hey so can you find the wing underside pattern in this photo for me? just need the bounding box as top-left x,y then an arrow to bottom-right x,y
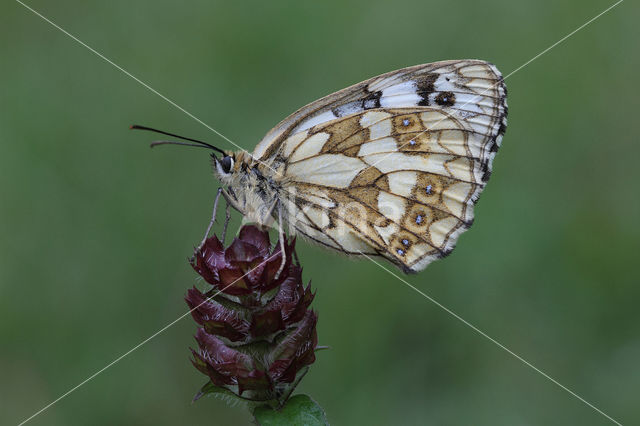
255,60 -> 507,272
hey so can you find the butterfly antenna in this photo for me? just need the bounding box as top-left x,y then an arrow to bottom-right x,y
130,124 -> 226,156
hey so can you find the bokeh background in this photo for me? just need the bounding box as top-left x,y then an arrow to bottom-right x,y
1,0 -> 638,424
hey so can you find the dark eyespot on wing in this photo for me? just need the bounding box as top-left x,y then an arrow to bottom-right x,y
363,90 -> 382,109
435,91 -> 455,107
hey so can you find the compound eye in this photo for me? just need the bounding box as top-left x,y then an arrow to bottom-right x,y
220,156 -> 234,174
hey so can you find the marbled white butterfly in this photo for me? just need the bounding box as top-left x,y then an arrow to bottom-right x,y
135,60 -> 507,273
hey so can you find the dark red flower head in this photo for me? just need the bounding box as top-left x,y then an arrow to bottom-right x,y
187,225 -> 319,403
190,226 -> 295,296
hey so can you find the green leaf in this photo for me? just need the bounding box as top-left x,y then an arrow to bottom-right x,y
253,394 -> 329,426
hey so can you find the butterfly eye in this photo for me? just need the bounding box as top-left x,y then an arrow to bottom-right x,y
219,156 -> 234,174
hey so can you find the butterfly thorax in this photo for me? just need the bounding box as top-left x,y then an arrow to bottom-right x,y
215,150 -> 287,226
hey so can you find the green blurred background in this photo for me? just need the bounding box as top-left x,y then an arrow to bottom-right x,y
1,0 -> 638,424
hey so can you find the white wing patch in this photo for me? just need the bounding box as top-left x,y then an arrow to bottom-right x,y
387,172 -> 417,198
379,81 -> 421,108
377,191 -> 404,223
357,138 -> 397,156
287,154 -> 366,188
281,130 -> 308,157
360,111 -> 392,138
289,132 -> 330,162
295,111 -> 337,133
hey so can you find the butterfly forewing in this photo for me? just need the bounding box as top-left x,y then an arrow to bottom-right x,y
254,60 -> 506,160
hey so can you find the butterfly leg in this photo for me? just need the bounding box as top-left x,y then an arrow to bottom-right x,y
274,203 -> 287,280
221,201 -> 231,243
197,187 -> 223,251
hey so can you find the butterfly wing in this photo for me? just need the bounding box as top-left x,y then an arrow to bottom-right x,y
257,60 -> 507,272
254,60 -> 507,163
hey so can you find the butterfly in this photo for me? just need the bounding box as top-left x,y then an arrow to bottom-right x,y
135,60 -> 507,274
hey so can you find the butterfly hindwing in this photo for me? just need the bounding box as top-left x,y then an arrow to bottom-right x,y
269,106 -> 490,271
